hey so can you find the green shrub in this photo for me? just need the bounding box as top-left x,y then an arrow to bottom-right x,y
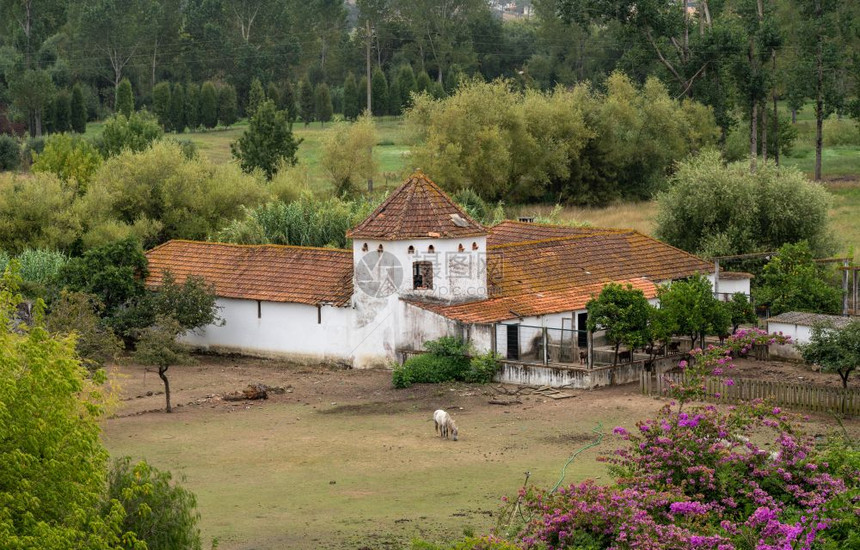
393,337 -> 479,388
106,457 -> 202,550
465,352 -> 501,383
0,135 -> 21,170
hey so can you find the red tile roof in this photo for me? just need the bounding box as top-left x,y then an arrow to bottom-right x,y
486,221 -> 712,297
407,278 -> 658,324
145,240 -> 353,306
347,172 -> 486,239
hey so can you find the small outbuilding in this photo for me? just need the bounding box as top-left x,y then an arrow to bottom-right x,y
766,311 -> 854,360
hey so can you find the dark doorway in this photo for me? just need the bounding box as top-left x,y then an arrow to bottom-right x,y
506,324 -> 519,360
577,312 -> 588,348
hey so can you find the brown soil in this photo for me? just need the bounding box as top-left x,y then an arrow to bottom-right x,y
728,356 -> 857,389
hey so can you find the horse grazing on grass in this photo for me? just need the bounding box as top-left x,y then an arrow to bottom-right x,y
433,409 -> 458,441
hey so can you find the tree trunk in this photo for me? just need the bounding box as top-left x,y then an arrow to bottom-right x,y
761,100 -> 768,163
773,60 -> 780,166
151,39 -> 158,91
814,0 -> 823,181
159,366 -> 172,413
613,342 -> 620,367
791,109 -> 796,124
750,100 -> 758,173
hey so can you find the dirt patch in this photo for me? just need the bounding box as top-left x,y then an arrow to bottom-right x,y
543,432 -> 602,445
728,356 -> 857,389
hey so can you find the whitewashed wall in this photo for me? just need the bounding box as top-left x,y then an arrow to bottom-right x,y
716,277 -> 752,297
182,298 -> 353,364
767,321 -> 812,344
352,236 -> 488,303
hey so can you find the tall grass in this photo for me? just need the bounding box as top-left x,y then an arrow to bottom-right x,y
0,248 -> 68,285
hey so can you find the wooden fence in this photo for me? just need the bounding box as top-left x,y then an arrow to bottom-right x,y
641,371 -> 860,415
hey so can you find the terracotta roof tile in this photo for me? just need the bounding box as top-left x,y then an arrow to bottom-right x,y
407,278 -> 658,324
486,221 -> 712,296
145,240 -> 353,306
767,311 -> 853,328
719,271 -> 754,280
347,172 -> 486,239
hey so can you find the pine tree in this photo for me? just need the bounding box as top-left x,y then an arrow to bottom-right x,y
152,81 -> 172,130
217,84 -> 238,127
53,89 -> 72,133
343,73 -> 359,120
266,82 -> 280,107
281,81 -> 297,123
169,83 -> 186,133
371,67 -> 388,117
298,78 -> 315,126
185,83 -> 200,130
314,83 -> 333,126
116,78 -> 134,117
200,81 -> 218,129
416,71 -> 432,94
231,99 -> 301,179
396,65 -> 417,110
247,78 -> 265,118
70,83 -> 87,134
388,79 -> 401,116
358,76 -> 369,114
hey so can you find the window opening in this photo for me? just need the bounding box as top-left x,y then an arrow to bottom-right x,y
412,261 -> 434,290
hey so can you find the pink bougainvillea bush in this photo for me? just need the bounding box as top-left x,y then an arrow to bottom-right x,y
494,404 -> 860,550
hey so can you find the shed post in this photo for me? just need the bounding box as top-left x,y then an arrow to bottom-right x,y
714,259 -> 720,298
491,323 -> 497,356
587,330 -> 593,370
542,327 -> 548,365
844,259 -> 850,316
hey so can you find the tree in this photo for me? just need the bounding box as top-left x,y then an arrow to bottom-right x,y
655,151 -> 835,258
280,80 -> 297,123
266,82 -> 280,108
756,241 -> 843,315
0,268 -> 143,547
46,291 -> 122,371
60,238 -> 148,316
101,110 -> 163,157
32,133 -> 103,192
298,78 -> 315,126
396,64 -> 417,110
116,77 -> 134,117
343,73 -> 359,120
0,135 -> 21,171
586,282 -> 651,365
789,0 -> 851,180
658,274 -> 729,348
52,89 -> 72,133
152,81 -> 172,129
106,457 -> 202,549
70,83 -> 87,133
185,82 -> 200,130
314,83 -> 333,126
217,83 -> 238,127
388,78 -> 401,116
9,69 -> 54,137
321,114 -> 378,196
199,81 -> 218,129
0,173 -> 81,254
358,76 -> 369,113
802,320 -> 860,389
726,292 -> 757,333
134,316 -> 188,413
415,70 -> 432,94
247,77 -> 265,118
133,273 -> 219,413
371,66 -> 388,117
169,82 -> 186,133
231,99 -> 301,180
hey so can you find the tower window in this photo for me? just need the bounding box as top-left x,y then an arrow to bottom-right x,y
413,261 -> 434,290
407,245 -> 415,254
377,244 -> 384,254
458,243 -> 465,252
361,243 -> 368,252
472,242 -> 479,251
428,245 -> 435,253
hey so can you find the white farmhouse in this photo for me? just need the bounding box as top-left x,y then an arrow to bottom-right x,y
145,172 -> 750,371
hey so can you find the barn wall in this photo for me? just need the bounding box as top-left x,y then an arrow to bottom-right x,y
182,298 -> 353,364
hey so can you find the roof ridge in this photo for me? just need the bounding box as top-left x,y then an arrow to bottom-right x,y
488,233 -> 599,250
492,219 -> 629,233
149,239 -> 352,254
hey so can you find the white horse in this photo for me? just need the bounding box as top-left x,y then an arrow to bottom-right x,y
433,409 -> 458,441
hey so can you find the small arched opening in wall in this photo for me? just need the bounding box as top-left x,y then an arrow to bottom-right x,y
407,245 -> 415,254
428,245 -> 435,253
458,243 -> 465,252
472,242 -> 479,251
361,243 -> 368,252
377,244 -> 384,254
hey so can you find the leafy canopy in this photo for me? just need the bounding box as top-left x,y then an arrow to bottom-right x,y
801,320 -> 860,389
231,99 -> 301,180
756,241 -> 843,316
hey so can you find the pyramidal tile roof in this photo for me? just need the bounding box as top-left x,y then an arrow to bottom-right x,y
145,240 -> 354,306
347,172 -> 487,239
